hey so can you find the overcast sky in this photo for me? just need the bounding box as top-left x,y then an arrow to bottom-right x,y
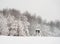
0,0 -> 60,22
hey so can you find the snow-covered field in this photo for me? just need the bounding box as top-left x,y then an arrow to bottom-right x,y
0,36 -> 60,44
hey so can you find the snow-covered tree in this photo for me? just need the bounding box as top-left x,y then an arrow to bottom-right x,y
0,13 -> 9,36
5,9 -> 30,36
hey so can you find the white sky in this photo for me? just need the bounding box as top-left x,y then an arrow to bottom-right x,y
0,0 -> 60,22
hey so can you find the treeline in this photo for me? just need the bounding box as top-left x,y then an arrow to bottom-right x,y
0,8 -> 60,36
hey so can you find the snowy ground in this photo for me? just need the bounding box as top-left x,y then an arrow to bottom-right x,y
0,36 -> 60,44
